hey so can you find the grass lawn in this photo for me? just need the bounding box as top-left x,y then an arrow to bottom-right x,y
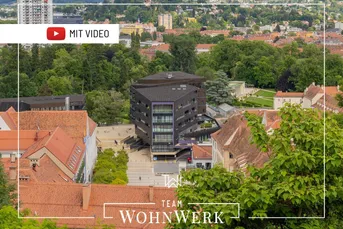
254,89 -> 276,98
245,97 -> 273,107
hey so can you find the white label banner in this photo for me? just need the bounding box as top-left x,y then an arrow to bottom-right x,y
0,24 -> 120,44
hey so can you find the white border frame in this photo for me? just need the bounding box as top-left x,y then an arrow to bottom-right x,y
15,1 -> 326,220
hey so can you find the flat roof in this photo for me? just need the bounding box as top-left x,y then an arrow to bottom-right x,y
143,71 -> 202,80
0,94 -> 85,105
154,163 -> 179,174
135,84 -> 197,102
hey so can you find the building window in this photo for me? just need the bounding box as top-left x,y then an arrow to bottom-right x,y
153,134 -> 173,143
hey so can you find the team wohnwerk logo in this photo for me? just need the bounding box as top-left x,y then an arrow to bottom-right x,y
162,174 -> 183,188
103,175 -> 239,225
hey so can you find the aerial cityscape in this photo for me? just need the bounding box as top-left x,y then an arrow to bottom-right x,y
0,0 -> 343,229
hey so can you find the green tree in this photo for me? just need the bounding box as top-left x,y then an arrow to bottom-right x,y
290,57 -> 323,91
205,77 -> 234,105
0,162 -> 15,208
253,56 -> 277,88
86,90 -> 127,125
31,44 -> 40,73
195,66 -> 216,81
140,31 -> 152,42
169,104 -> 342,228
47,76 -> 72,96
39,45 -> 56,71
157,25 -> 166,32
170,36 -> 196,73
152,31 -> 157,40
0,72 -> 37,98
93,149 -> 128,185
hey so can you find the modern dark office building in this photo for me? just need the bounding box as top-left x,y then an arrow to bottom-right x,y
0,95 -> 85,112
133,72 -> 207,114
130,72 -> 206,159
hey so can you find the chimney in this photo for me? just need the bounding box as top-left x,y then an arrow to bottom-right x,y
9,166 -> 16,180
82,183 -> 91,210
65,97 -> 70,111
10,154 -> 15,163
149,185 -> 154,202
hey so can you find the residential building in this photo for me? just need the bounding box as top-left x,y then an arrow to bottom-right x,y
0,107 -> 97,183
0,94 -> 85,112
274,83 -> 343,113
18,0 -> 53,24
273,91 -> 304,110
140,43 -> 216,60
158,13 -> 173,30
211,113 -> 269,172
120,23 -> 144,35
20,183 -> 176,228
130,72 -> 206,159
191,144 -> 212,169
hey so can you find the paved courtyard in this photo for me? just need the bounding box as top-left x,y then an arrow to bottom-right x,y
96,124 -> 135,149
127,148 -> 178,187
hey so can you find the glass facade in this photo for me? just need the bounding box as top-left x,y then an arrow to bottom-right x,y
153,105 -> 173,114
152,124 -> 173,132
153,134 -> 173,143
152,104 -> 174,152
152,116 -> 173,123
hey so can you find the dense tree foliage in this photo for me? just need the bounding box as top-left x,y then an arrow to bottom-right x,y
205,75 -> 235,106
93,149 -> 129,184
0,38 -> 340,122
0,163 -> 15,208
169,104 -> 343,228
86,90 -> 129,125
169,36 -> 197,73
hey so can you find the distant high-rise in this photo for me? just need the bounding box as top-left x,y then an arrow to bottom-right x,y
158,13 -> 172,30
18,0 -> 53,24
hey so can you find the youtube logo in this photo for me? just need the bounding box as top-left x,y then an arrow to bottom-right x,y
47,27 -> 66,40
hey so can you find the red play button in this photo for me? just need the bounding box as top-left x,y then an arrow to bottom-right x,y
47,27 -> 66,40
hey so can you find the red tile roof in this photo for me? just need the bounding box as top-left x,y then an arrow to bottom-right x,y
192,144 -> 212,160
324,86 -> 342,97
153,44 -> 216,52
1,155 -> 72,183
24,127 -> 85,174
304,84 -> 324,100
264,110 -> 281,130
275,91 -> 304,97
19,183 -> 176,229
0,107 -> 17,130
8,110 -> 96,142
0,130 -> 50,150
211,114 -> 269,170
196,44 -> 216,50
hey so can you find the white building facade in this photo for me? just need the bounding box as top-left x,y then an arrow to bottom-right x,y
18,0 -> 53,24
273,92 -> 304,110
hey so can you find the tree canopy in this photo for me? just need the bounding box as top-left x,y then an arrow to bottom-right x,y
169,104 -> 343,228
